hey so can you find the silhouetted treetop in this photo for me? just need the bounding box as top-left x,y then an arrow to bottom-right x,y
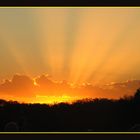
0,88 -> 140,131
134,88 -> 140,101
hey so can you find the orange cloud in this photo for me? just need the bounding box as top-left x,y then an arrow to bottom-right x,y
35,75 -> 75,96
0,74 -> 35,97
101,80 -> 140,98
0,74 -> 140,103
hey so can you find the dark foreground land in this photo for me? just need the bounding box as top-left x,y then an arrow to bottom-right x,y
1,89 -> 140,132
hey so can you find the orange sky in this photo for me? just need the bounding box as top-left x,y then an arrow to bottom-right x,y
0,74 -> 140,104
0,8 -> 140,103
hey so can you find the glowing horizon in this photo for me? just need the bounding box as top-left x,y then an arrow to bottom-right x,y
0,74 -> 140,104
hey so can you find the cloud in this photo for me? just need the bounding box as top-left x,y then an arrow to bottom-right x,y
101,80 -> 140,98
0,74 -> 35,97
35,75 -> 73,96
0,74 -> 140,102
35,74 -> 55,88
104,80 -> 140,88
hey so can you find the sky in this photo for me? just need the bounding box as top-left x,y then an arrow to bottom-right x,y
0,8 -> 140,103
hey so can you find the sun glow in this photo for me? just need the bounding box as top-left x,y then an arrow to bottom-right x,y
35,94 -> 84,104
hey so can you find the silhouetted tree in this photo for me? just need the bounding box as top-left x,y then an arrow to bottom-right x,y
134,88 -> 140,101
0,88 -> 140,131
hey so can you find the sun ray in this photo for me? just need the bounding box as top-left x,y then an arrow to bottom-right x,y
0,26 -> 29,76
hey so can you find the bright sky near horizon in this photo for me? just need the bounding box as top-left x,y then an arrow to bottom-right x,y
0,8 -> 140,85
